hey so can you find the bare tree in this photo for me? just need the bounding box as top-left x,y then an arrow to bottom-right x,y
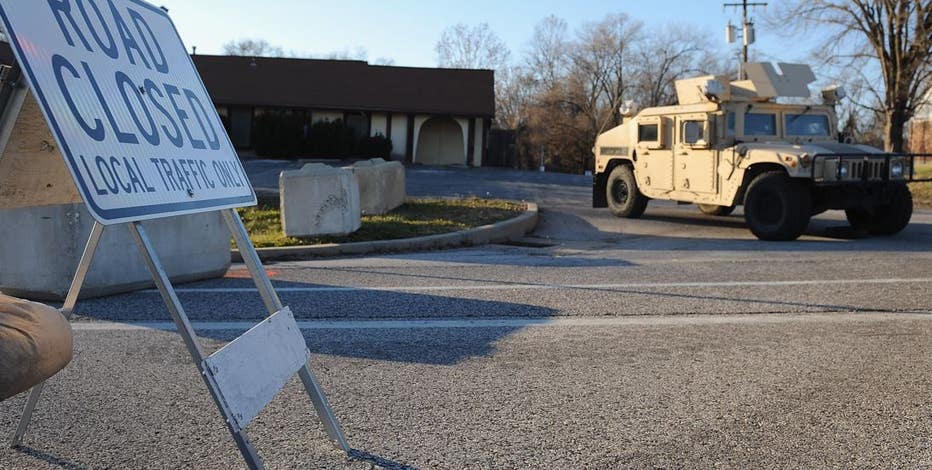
521,14 -> 645,172
569,14 -> 644,137
317,47 -> 369,61
526,15 -> 571,90
773,1 -> 932,152
372,57 -> 396,66
495,65 -> 536,129
222,38 -> 285,57
435,23 -> 511,70
632,25 -> 714,107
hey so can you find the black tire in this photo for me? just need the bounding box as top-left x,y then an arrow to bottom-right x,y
845,184 -> 912,235
698,204 -> 735,216
743,171 -> 812,241
606,165 -> 648,218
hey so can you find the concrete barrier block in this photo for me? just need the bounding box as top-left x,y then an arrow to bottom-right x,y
0,204 -> 231,300
280,163 -> 361,237
347,158 -> 406,215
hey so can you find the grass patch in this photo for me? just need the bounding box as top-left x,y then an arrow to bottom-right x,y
910,163 -> 932,208
237,197 -> 526,248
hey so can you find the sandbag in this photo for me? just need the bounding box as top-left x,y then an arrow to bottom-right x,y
0,294 -> 73,401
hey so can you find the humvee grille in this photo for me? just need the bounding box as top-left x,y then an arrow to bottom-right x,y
848,160 -> 885,181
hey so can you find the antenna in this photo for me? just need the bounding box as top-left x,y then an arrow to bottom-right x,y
724,0 -> 767,79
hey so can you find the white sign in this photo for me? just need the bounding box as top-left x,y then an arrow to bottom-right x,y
0,0 -> 255,224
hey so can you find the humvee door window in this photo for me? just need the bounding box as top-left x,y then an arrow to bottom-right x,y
682,121 -> 705,144
638,123 -> 659,142
744,113 -> 776,136
785,114 -> 830,136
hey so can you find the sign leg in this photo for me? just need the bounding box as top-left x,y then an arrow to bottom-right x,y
221,209 -> 282,313
11,222 -> 105,448
298,365 -> 351,452
222,209 -> 351,452
127,222 -> 264,469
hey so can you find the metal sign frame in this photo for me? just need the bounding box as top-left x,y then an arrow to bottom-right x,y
1,68 -> 349,470
8,210 -> 351,469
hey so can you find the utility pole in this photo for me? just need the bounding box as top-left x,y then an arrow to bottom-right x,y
724,0 -> 767,79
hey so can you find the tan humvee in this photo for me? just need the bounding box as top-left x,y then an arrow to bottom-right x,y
592,63 -> 925,240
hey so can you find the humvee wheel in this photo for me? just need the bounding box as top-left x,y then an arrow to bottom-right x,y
845,184 -> 912,236
744,171 -> 812,241
606,165 -> 648,218
698,204 -> 735,216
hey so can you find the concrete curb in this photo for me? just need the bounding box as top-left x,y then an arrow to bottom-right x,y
232,201 -> 539,262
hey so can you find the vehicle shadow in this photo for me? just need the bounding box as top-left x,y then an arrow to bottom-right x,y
551,210 -> 932,253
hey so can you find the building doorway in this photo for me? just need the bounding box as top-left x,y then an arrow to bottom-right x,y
416,118 -> 465,165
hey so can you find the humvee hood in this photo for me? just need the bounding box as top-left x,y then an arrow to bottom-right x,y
800,142 -> 883,155
738,142 -> 882,156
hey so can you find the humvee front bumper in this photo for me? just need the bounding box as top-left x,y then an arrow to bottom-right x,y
810,153 -> 932,186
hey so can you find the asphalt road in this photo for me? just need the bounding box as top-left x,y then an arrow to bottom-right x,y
3,164 -> 932,469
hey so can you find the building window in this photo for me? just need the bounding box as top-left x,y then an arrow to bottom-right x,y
345,112 -> 370,140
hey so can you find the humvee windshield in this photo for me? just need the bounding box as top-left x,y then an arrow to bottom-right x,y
744,113 -> 777,136
785,114 -> 830,136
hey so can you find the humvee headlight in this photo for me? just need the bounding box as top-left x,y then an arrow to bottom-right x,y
799,154 -> 812,168
838,162 -> 849,179
891,160 -> 904,178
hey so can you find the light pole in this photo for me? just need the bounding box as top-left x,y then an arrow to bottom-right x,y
724,0 -> 767,79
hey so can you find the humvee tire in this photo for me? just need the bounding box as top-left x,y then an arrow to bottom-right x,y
606,165 -> 648,218
698,204 -> 735,216
845,184 -> 912,236
744,171 -> 812,241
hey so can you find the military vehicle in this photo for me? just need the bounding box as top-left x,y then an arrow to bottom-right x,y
591,62 -> 929,241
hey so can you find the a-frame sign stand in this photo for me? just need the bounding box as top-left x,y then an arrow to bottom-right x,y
2,69 -> 350,469
0,1 -> 350,467
9,213 -> 350,468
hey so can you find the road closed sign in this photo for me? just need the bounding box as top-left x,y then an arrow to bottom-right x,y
0,0 -> 256,224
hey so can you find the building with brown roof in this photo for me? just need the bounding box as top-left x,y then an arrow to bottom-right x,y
192,54 -> 495,166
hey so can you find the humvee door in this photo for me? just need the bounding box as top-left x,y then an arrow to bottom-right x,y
674,113 -> 717,194
634,116 -> 673,192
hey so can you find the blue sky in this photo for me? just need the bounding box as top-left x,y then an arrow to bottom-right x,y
158,0 -> 801,68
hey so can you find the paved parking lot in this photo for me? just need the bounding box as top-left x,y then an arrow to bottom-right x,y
3,165 -> 932,468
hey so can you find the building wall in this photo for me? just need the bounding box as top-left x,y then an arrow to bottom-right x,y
390,114 -> 408,161
455,118 -> 470,163
473,118 -> 484,167
411,115 -> 431,163
371,113 -> 388,137
217,103 -> 489,166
